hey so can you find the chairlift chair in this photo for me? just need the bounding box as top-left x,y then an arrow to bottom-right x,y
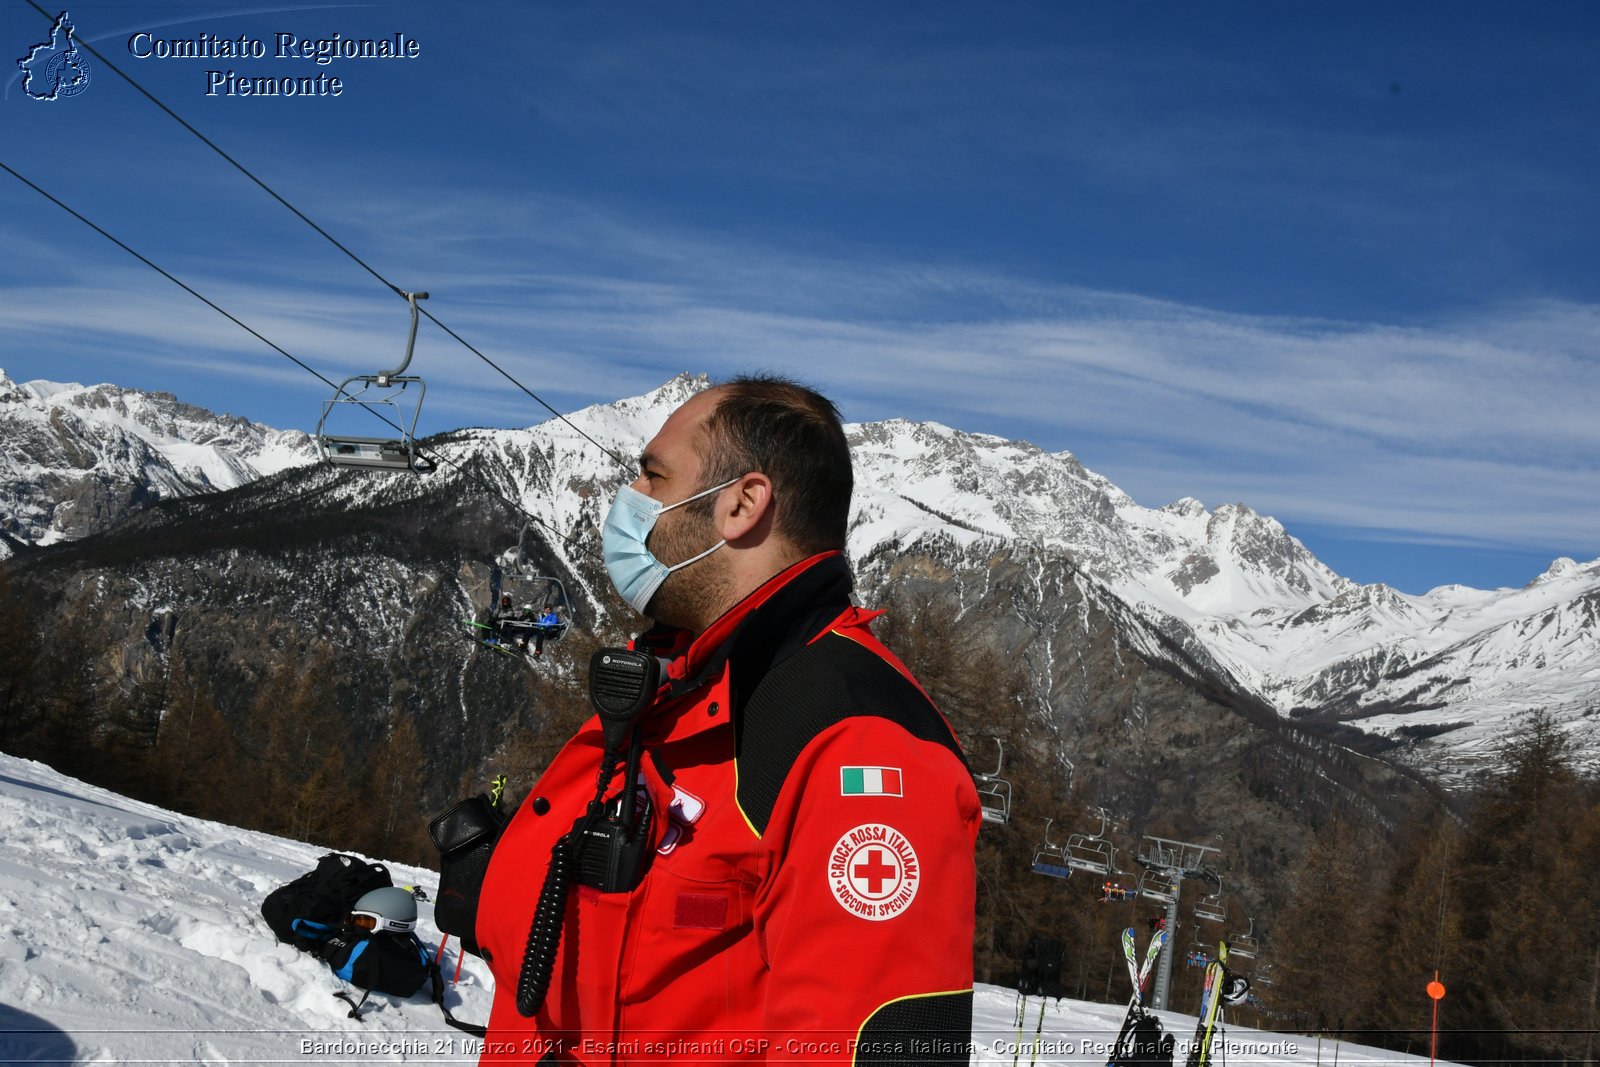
1193,872 -> 1227,924
1136,868 -> 1179,905
492,578 -> 572,648
1228,918 -> 1260,960
1030,819 -> 1072,880
973,737 -> 1013,826
1064,806 -> 1118,876
1194,893 -> 1227,925
316,290 -> 434,473
501,521 -> 578,642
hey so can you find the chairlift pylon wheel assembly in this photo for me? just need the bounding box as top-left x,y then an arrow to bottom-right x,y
316,290 -> 434,473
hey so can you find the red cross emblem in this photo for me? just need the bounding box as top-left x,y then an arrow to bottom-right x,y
851,848 -> 900,897
830,823 -> 920,921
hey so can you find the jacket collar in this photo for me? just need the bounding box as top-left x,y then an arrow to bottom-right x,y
640,551 -> 853,702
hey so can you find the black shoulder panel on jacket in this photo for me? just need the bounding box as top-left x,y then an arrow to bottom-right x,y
735,631 -> 965,836
855,990 -> 973,1065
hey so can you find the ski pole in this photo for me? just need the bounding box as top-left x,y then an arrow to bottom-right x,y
1028,997 -> 1047,1067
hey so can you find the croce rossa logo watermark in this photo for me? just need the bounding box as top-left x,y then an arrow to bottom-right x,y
17,9 -> 424,101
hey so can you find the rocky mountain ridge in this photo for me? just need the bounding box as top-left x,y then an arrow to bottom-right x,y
4,371 -> 1596,781
0,368 -> 316,554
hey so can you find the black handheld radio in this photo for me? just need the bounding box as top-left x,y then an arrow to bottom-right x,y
572,649 -> 661,892
516,647 -> 661,1017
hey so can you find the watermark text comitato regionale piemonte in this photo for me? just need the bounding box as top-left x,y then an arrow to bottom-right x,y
126,29 -> 422,97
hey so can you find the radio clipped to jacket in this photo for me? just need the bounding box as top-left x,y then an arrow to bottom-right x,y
570,778 -> 654,893
569,647 -> 661,892
517,647 -> 662,1016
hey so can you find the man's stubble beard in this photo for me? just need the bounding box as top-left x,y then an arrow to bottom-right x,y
644,503 -> 734,633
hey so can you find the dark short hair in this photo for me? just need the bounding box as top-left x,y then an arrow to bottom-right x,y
694,374 -> 852,553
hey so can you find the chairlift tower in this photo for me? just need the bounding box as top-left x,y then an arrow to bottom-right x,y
1135,834 -> 1221,1011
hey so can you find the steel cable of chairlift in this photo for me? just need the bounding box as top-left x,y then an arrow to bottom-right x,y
17,0 -> 634,476
0,159 -> 601,564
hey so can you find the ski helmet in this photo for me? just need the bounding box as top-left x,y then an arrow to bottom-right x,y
349,886 -> 417,934
1222,974 -> 1251,1006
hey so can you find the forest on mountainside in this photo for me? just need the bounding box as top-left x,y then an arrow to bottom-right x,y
2,559 -> 1596,1067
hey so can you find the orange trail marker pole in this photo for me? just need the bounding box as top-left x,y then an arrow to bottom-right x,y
1427,971 -> 1447,1067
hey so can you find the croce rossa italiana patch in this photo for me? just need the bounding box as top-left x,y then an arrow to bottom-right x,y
828,822 -> 920,921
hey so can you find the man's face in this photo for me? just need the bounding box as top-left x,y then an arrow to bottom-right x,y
632,389 -> 732,628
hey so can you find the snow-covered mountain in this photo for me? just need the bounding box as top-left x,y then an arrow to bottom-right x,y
5,370 -> 1596,779
504,381 -> 1600,779
0,749 -> 1451,1067
0,368 -> 316,553
851,420 -> 1600,775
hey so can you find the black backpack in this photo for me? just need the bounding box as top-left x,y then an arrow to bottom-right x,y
261,852 -> 392,945
261,853 -> 428,996
1130,1011 -> 1174,1067
261,852 -> 486,1032
310,922 -> 431,998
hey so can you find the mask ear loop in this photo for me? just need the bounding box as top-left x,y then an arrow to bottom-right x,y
662,537 -> 726,574
652,476 -> 738,573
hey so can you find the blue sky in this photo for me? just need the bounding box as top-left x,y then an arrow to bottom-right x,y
3,1 -> 1597,593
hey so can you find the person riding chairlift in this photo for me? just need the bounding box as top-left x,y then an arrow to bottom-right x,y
530,602 -> 561,658
489,594 -> 528,650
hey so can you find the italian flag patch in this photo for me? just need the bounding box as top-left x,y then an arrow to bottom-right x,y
840,766 -> 903,797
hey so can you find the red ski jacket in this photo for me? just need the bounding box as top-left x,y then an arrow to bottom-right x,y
474,552 -> 981,1064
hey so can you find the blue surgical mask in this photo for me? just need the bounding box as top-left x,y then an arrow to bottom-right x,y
602,478 -> 738,614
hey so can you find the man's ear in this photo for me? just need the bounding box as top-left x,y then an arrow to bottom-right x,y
720,472 -> 774,542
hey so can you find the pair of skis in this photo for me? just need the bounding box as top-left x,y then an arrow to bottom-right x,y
1105,925 -> 1168,1067
1184,939 -> 1230,1067
464,618 -> 538,660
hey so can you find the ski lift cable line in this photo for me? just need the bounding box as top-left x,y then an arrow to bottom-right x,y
0,159 -> 600,563
17,0 -> 633,475
0,159 -> 343,396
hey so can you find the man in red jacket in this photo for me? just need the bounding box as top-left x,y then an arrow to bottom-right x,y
474,375 -> 981,1064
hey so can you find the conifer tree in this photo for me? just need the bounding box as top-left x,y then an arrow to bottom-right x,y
1366,804 -> 1463,1044
150,655 -> 243,823
350,712 -> 431,864
1269,818 -> 1381,1032
0,563 -> 47,754
1452,709 -> 1587,1062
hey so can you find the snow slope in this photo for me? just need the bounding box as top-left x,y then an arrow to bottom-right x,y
0,752 -> 1455,1066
